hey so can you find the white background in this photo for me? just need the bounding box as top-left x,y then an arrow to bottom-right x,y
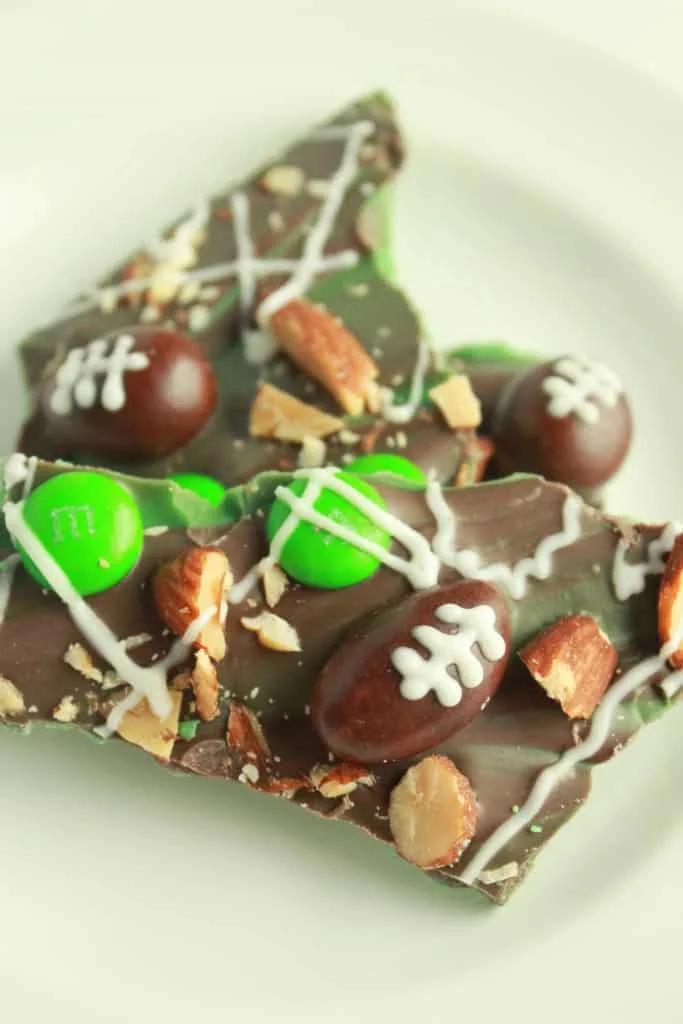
1,2 -> 683,1022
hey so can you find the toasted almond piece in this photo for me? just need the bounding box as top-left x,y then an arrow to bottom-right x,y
659,534 -> 683,667
153,547 -> 232,662
147,263 -> 184,305
52,695 -> 80,724
297,436 -> 327,469
520,613 -> 618,719
454,435 -> 495,487
429,374 -> 482,430
116,691 -> 182,761
306,178 -> 330,200
241,612 -> 301,653
269,299 -> 380,415
310,763 -> 375,799
260,164 -> 305,197
249,382 -> 343,442
389,755 -> 478,869
190,649 -> 220,721
0,676 -> 26,717
63,642 -> 103,683
260,561 -> 288,609
226,702 -> 271,759
260,776 -> 311,797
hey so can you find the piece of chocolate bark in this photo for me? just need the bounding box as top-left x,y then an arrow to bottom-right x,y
16,93 -> 483,488
15,94 -> 631,500
1,454 -> 680,904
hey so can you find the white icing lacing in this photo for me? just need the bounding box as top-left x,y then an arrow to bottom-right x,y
380,337 -> 431,425
256,120 -> 375,326
541,356 -> 623,425
426,477 -> 583,600
50,335 -> 149,416
276,468 -> 440,590
458,621 -> 683,886
612,522 -> 683,602
391,603 -> 506,708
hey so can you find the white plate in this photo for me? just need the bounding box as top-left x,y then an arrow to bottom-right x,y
1,3 -> 682,1022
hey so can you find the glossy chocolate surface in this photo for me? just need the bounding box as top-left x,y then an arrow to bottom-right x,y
0,460 -> 674,904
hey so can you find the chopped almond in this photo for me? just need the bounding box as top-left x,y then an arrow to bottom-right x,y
153,547 -> 232,662
310,763 -> 375,799
249,382 -> 343,442
63,643 -> 103,683
52,695 -> 80,724
269,299 -> 380,415
389,755 -> 478,869
116,690 -> 182,761
190,650 -> 221,721
241,612 -> 301,652
0,676 -> 26,717
429,374 -> 482,430
226,702 -> 271,759
297,436 -> 327,469
260,562 -> 288,609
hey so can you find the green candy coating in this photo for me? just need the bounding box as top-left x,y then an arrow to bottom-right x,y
267,473 -> 391,589
346,453 -> 426,485
18,471 -> 144,596
167,473 -> 226,507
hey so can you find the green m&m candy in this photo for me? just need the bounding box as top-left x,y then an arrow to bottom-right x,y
267,472 -> 391,589
167,472 -> 226,507
346,453 -> 426,485
17,471 -> 144,596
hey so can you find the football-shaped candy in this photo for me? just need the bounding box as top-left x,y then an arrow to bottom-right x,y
492,356 -> 632,490
40,328 -> 217,461
312,580 -> 510,763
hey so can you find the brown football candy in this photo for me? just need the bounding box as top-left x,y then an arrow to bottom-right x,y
37,327 -> 218,462
312,580 -> 511,763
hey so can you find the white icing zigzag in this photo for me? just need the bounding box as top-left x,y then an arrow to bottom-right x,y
426,477 -> 583,600
458,623 -> 683,886
541,356 -> 623,425
50,334 -> 149,416
392,603 -> 506,708
612,522 -> 683,601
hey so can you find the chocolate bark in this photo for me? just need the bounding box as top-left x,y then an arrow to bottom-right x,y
0,457 -> 677,904
17,93 -> 479,487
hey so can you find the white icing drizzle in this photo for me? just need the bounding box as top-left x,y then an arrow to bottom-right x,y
50,335 -> 149,416
541,356 -> 623,425
230,191 -> 256,324
57,252 -> 360,324
426,477 -> 583,600
2,481 -> 214,732
147,201 -> 211,268
392,602 -> 506,707
0,554 -> 20,626
381,337 -> 431,425
257,120 -> 375,325
228,476 -> 324,606
458,625 -> 683,886
612,522 -> 683,601
276,468 -> 440,590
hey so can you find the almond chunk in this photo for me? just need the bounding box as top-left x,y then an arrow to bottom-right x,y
310,763 -> 375,799
249,383 -> 343,442
389,755 -> 478,869
269,299 -> 380,416
153,547 -> 232,662
520,613 -> 618,719
116,691 -> 182,761
190,649 -> 220,721
52,695 -> 80,723
429,374 -> 482,430
63,643 -> 103,683
241,612 -> 301,652
260,561 -> 288,609
260,776 -> 311,797
0,676 -> 26,717
658,534 -> 683,667
260,164 -> 305,197
226,702 -> 271,759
